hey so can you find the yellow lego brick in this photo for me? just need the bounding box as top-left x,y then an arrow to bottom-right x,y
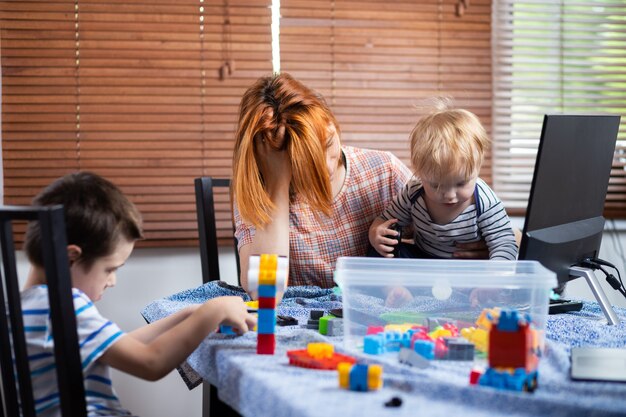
245,300 -> 259,310
367,365 -> 383,390
258,268 -> 277,285
260,254 -> 278,271
475,307 -> 500,331
461,327 -> 488,353
307,342 -> 334,359
337,362 -> 351,389
428,326 -> 453,339
384,323 -> 416,333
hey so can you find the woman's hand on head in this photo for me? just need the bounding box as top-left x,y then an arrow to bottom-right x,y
254,132 -> 292,192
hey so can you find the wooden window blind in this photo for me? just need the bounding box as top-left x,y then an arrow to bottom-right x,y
280,0 -> 493,183
492,0 -> 626,217
1,0 -> 272,246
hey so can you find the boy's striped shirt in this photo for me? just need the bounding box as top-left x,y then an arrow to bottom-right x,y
21,285 -> 130,416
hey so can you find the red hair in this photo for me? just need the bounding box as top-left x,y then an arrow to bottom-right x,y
233,73 -> 340,227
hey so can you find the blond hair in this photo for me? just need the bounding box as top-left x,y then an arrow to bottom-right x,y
232,73 -> 340,227
410,98 -> 489,182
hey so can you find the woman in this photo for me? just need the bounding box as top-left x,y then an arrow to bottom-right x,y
232,73 -> 487,294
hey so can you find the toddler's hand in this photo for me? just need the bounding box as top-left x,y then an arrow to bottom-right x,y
453,240 -> 489,259
468,288 -> 508,308
369,218 -> 400,257
385,286 -> 413,308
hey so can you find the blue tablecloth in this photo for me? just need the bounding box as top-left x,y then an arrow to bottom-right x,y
142,282 -> 626,417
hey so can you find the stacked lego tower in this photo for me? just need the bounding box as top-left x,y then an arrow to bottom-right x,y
247,254 -> 287,354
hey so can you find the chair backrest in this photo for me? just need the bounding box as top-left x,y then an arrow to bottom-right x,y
0,205 -> 87,417
194,177 -> 240,284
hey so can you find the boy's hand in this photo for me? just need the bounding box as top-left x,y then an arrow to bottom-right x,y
213,296 -> 257,335
369,218 -> 400,257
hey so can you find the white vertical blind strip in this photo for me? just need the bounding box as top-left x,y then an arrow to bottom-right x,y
492,0 -> 626,215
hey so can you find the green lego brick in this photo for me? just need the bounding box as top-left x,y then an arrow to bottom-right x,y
319,315 -> 335,335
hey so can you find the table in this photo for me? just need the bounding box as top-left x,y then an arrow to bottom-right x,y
142,282 -> 626,417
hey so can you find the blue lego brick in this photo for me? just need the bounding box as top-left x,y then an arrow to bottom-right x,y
497,310 -> 520,332
219,325 -> 236,335
349,364 -> 369,392
257,308 -> 276,334
364,334 -> 385,355
479,367 -> 536,392
413,340 -> 435,360
258,284 -> 277,298
384,331 -> 403,352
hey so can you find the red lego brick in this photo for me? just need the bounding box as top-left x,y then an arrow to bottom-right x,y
469,369 -> 483,385
489,323 -> 535,371
286,349 -> 357,370
366,326 -> 385,335
257,333 -> 275,355
257,296 -> 276,309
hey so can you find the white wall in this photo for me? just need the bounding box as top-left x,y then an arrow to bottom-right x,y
15,232 -> 626,417
95,246 -> 240,417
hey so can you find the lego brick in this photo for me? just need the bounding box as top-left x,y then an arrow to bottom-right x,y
319,315 -> 334,335
338,362 -> 351,388
366,326 -> 385,335
383,331 -> 403,352
260,253 -> 278,270
247,256 -> 260,292
258,284 -> 277,298
245,300 -> 259,311
497,310 -> 521,332
257,309 -> 277,334
287,348 -> 356,370
413,340 -> 435,360
443,337 -> 475,361
257,333 -> 275,355
219,325 -> 236,335
489,324 -> 532,369
310,310 -> 324,320
326,319 -> 344,336
398,348 -> 429,369
257,296 -> 276,309
367,365 -> 383,390
364,334 -> 385,355
349,364 -> 369,392
307,343 -> 334,359
276,315 -> 298,326
259,268 -> 277,285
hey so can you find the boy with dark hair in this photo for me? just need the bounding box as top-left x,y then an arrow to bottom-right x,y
22,172 -> 256,416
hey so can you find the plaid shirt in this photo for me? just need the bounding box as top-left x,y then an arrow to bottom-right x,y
235,146 -> 412,288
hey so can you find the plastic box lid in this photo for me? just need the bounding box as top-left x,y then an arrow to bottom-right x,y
335,258 -> 557,289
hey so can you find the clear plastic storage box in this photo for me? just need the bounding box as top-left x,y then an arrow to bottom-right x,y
334,257 -> 557,356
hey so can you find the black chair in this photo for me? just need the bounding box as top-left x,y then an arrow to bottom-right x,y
194,177 -> 240,283
194,177 -> 241,417
0,205 -> 87,417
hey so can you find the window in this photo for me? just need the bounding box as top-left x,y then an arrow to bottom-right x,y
1,0 -> 272,246
492,0 -> 626,217
280,0 -> 494,180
